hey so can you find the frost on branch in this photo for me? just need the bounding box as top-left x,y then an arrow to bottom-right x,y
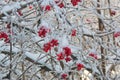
0,0 -> 120,80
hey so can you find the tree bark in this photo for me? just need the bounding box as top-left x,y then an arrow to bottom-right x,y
97,0 -> 106,79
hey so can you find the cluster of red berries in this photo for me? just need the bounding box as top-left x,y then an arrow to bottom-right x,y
43,39 -> 58,52
58,2 -> 64,8
71,0 -> 82,6
55,1 -> 64,8
61,73 -> 68,79
71,29 -> 77,36
76,63 -> 84,71
114,31 -> 120,38
89,53 -> 98,59
41,5 -> 51,11
38,26 -> 50,38
29,5 -> 33,10
110,10 -> 116,16
41,1 -> 64,11
57,47 -> 72,62
17,10 -> 23,16
0,32 -> 9,43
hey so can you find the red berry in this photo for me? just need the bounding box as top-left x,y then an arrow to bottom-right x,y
76,0 -> 82,2
71,0 -> 81,6
0,32 -> 8,39
76,63 -> 84,71
45,5 -> 51,11
58,2 -> 64,8
71,29 -> 76,36
89,53 -> 98,59
111,10 -> 116,16
50,39 -> 58,47
61,73 -> 67,79
43,42 -> 51,52
17,10 -> 23,16
57,52 -> 64,61
65,57 -> 72,62
114,32 -> 120,38
63,47 -> 72,56
71,0 -> 78,6
6,23 -> 11,29
29,5 -> 33,10
38,26 -> 49,38
41,5 -> 51,11
0,32 -> 9,43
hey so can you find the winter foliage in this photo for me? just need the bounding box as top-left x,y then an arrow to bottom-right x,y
0,0 -> 120,80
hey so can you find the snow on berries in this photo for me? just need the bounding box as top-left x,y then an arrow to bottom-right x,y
110,10 -> 116,16
89,53 -> 98,59
29,5 -> 33,10
65,56 -> 72,62
57,52 -> 64,60
76,63 -> 84,71
41,1 -> 51,11
17,10 -> 23,16
71,0 -> 82,6
61,73 -> 68,79
71,29 -> 77,36
58,2 -> 64,8
88,50 -> 98,60
55,0 -> 64,8
63,47 -> 72,56
43,5 -> 51,11
43,39 -> 58,52
0,32 -> 9,43
57,47 -> 72,62
43,42 -> 51,52
38,26 -> 50,38
114,28 -> 120,38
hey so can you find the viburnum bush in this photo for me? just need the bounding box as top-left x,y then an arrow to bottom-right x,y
0,0 -> 120,80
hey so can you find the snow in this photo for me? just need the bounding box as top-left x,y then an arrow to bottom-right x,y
0,54 -> 6,61
0,40 -> 5,47
115,27 -> 120,32
89,49 -> 96,53
0,46 -> 20,54
69,45 -> 80,53
25,52 -> 46,63
1,2 -> 21,13
0,54 -> 10,66
54,64 -> 62,72
82,27 -> 95,36
25,52 -> 52,70
60,35 -> 69,47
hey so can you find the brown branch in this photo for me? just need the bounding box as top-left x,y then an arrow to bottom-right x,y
97,0 -> 106,79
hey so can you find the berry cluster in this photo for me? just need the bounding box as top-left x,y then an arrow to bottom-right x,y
43,39 -> 58,52
71,0 -> 82,6
38,26 -> 50,38
57,47 -> 72,62
114,32 -> 120,38
61,73 -> 68,79
55,1 -> 64,8
76,63 -> 84,71
71,29 -> 76,36
0,32 -> 9,43
41,5 -> 51,11
110,10 -> 116,16
29,5 -> 33,10
89,53 -> 98,59
17,10 -> 23,16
